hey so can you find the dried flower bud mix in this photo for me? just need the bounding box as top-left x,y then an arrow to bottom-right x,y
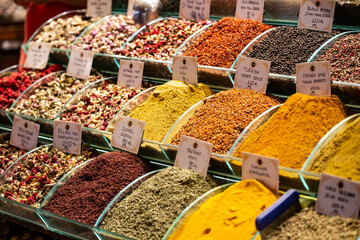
43,152 -> 154,225
263,205 -> 360,240
0,65 -> 63,110
171,89 -> 282,154
59,80 -> 153,130
183,18 -> 273,68
122,18 -> 212,61
0,141 -> 27,175
75,15 -> 139,55
11,72 -> 103,120
246,26 -> 340,75
0,145 -> 98,208
318,33 -> 360,84
33,15 -> 100,49
100,167 -> 218,240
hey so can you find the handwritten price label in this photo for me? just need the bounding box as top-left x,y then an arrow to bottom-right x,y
235,0 -> 265,22
118,60 -> 144,90
10,116 -> 40,151
179,0 -> 211,21
87,0 -> 112,18
298,0 -> 335,32
172,56 -> 198,87
24,42 -> 52,70
53,120 -> 82,155
67,48 -> 94,80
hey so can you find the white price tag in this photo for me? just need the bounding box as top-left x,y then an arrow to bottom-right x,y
175,135 -> 213,178
87,0 -> 112,18
234,56 -> 270,94
235,0 -> 265,22
67,48 -> 94,80
179,0 -> 211,21
117,60 -> 144,90
53,120 -> 82,155
242,152 -> 279,193
298,0 -> 335,32
296,61 -> 331,97
24,42 -> 52,70
10,116 -> 40,151
172,56 -> 198,87
316,174 -> 360,219
110,116 -> 145,154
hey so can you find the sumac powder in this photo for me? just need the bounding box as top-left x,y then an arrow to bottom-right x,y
43,151 -> 153,225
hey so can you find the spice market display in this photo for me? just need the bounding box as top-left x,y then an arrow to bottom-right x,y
0,1 -> 360,240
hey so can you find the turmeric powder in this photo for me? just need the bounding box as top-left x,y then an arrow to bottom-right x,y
310,116 -> 360,181
234,93 -> 349,169
169,179 -> 278,240
128,80 -> 213,142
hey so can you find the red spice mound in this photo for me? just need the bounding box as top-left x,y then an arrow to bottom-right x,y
43,151 -> 154,225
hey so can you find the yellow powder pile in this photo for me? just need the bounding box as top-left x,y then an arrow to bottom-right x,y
128,80 -> 213,142
310,116 -> 360,181
235,93 -> 349,169
169,179 -> 278,240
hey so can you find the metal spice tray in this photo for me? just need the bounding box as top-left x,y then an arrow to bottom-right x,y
308,31 -> 360,106
23,9 -> 92,66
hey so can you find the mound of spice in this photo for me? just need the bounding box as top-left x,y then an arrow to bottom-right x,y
0,141 -> 27,175
0,145 -> 98,208
246,26 -> 339,75
122,18 -> 212,61
59,80 -> 152,130
127,80 -> 213,142
0,65 -> 63,110
11,72 -> 102,120
235,93 -> 349,169
75,15 -> 139,55
264,205 -> 360,240
43,151 -> 154,225
169,180 -> 278,240
33,15 -> 99,49
100,166 -> 218,240
318,33 -> 360,84
183,18 -> 273,68
310,116 -> 360,181
171,89 -> 282,154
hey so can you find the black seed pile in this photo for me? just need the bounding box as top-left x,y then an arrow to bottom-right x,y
246,26 -> 340,75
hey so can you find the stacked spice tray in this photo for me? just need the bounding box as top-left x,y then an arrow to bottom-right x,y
115,17 -> 214,79
301,114 -> 360,192
24,9 -> 100,66
6,71 -> 104,136
307,31 -> 360,106
54,77 -> 155,148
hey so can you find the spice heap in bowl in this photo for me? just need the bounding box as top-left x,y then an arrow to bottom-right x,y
183,17 -> 273,68
11,72 -> 103,120
74,15 -> 139,55
122,18 -> 212,61
0,145 -> 98,208
0,141 -> 27,175
0,65 -> 63,110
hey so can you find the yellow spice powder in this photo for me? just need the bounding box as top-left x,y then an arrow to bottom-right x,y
169,179 -> 278,240
235,93 -> 348,169
310,116 -> 360,181
128,80 -> 213,142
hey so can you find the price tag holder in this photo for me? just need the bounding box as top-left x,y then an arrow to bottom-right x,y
242,152 -> 279,193
53,120 -> 82,155
234,56 -> 270,94
87,0 -> 112,18
316,174 -> 360,219
24,42 -> 52,70
117,60 -> 144,90
235,0 -> 265,22
175,135 -> 213,178
110,116 -> 145,154
172,56 -> 198,87
298,0 -> 335,32
67,48 -> 94,80
10,116 -> 40,151
296,61 -> 331,97
179,0 -> 211,21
